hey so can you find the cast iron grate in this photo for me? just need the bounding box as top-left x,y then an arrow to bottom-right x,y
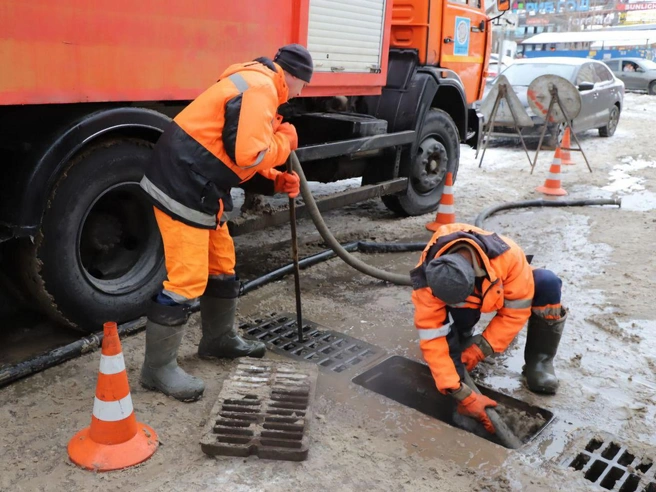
240,313 -> 385,374
565,436 -> 656,491
352,355 -> 554,449
200,359 -> 317,461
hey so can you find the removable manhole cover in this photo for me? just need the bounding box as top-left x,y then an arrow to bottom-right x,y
561,431 -> 656,491
200,359 -> 317,461
240,313 -> 385,375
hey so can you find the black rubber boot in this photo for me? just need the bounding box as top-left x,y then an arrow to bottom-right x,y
523,307 -> 567,395
198,277 -> 266,359
140,301 -> 205,402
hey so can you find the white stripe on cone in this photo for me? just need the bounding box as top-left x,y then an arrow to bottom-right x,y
443,186 -> 453,194
92,394 -> 134,422
547,173 -> 561,181
552,159 -> 562,165
438,204 -> 455,214
98,353 -> 126,375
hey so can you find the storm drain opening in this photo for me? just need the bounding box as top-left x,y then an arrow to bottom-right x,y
200,359 -> 318,461
564,435 -> 656,491
240,313 -> 385,375
351,355 -> 554,449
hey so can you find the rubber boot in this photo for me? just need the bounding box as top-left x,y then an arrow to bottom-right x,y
198,277 -> 266,359
523,307 -> 567,395
140,301 -> 205,402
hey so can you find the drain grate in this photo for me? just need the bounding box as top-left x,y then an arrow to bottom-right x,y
240,313 -> 385,375
352,355 -> 554,448
565,435 -> 656,491
200,359 -> 317,461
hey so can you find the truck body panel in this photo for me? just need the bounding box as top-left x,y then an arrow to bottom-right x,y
0,0 -> 391,104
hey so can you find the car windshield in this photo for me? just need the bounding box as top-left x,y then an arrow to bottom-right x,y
499,63 -> 577,86
638,59 -> 656,70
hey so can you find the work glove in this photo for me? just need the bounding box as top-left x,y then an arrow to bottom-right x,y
277,122 -> 298,151
451,384 -> 498,434
274,171 -> 300,199
461,334 -> 494,372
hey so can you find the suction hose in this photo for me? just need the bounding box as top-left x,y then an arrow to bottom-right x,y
291,152 -> 414,286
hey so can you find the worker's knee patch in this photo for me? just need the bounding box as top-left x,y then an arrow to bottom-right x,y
532,268 -> 562,307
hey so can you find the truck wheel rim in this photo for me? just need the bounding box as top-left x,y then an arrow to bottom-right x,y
412,137 -> 447,195
76,182 -> 163,295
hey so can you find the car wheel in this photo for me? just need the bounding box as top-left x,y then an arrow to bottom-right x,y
18,138 -> 166,332
599,105 -> 620,138
649,81 -> 656,96
382,109 -> 460,216
545,122 -> 565,149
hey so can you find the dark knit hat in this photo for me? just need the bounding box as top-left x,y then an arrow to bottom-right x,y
425,254 -> 475,305
274,44 -> 314,83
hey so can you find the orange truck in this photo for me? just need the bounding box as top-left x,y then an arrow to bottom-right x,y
0,0 -> 506,332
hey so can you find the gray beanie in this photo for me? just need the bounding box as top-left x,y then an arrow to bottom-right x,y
274,44 -> 314,83
425,254 -> 475,305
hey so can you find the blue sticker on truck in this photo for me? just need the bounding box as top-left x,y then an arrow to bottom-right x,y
454,17 -> 470,57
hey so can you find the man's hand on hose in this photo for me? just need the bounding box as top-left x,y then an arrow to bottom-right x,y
274,171 -> 300,199
450,384 -> 498,434
277,122 -> 298,151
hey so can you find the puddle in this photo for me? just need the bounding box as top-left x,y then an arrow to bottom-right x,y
602,157 -> 656,210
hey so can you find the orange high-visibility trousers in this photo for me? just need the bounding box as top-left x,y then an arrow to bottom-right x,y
153,207 -> 236,302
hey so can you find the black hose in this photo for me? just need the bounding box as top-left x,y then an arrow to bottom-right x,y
0,317 -> 146,388
0,240 -> 422,388
475,198 -> 622,228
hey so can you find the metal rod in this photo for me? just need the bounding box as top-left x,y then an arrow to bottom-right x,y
478,89 -> 502,168
286,157 -> 304,343
556,93 -> 592,173
531,93 -> 556,173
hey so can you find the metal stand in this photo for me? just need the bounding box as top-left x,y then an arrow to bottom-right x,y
478,83 -> 532,169
531,85 -> 592,174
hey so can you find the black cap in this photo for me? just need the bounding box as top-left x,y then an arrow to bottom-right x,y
274,44 -> 314,83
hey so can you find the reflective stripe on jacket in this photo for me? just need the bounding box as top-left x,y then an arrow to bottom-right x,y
141,57 -> 291,229
410,223 -> 535,393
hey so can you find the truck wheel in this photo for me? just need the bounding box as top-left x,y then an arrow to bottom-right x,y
382,109 -> 460,216
599,105 -> 620,138
20,138 -> 165,333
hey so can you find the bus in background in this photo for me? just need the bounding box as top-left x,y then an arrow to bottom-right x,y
519,30 -> 656,61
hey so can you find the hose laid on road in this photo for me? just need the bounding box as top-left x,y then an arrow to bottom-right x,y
474,198 -> 622,228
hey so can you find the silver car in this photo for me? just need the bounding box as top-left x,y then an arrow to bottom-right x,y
480,57 -> 625,146
603,58 -> 656,95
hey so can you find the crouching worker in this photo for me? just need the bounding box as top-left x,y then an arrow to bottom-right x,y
410,223 -> 567,432
139,44 -> 314,402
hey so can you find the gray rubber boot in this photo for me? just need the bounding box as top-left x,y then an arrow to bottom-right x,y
140,301 -> 205,402
523,307 -> 567,395
198,277 -> 266,359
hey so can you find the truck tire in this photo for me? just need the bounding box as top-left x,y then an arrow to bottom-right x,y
382,109 -> 460,216
19,138 -> 166,333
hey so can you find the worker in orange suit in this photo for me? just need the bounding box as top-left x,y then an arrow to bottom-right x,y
410,223 -> 567,433
139,44 -> 314,402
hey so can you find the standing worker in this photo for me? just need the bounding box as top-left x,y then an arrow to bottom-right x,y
139,45 -> 314,402
410,223 -> 567,433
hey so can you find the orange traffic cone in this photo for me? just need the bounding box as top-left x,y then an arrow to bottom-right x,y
426,172 -> 455,231
536,148 -> 568,196
68,322 -> 158,472
560,128 -> 575,165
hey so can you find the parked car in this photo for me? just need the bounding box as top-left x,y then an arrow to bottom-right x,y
603,58 -> 656,95
478,57 -> 624,146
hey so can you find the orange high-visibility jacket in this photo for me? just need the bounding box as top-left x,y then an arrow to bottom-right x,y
141,57 -> 291,229
410,223 -> 534,393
